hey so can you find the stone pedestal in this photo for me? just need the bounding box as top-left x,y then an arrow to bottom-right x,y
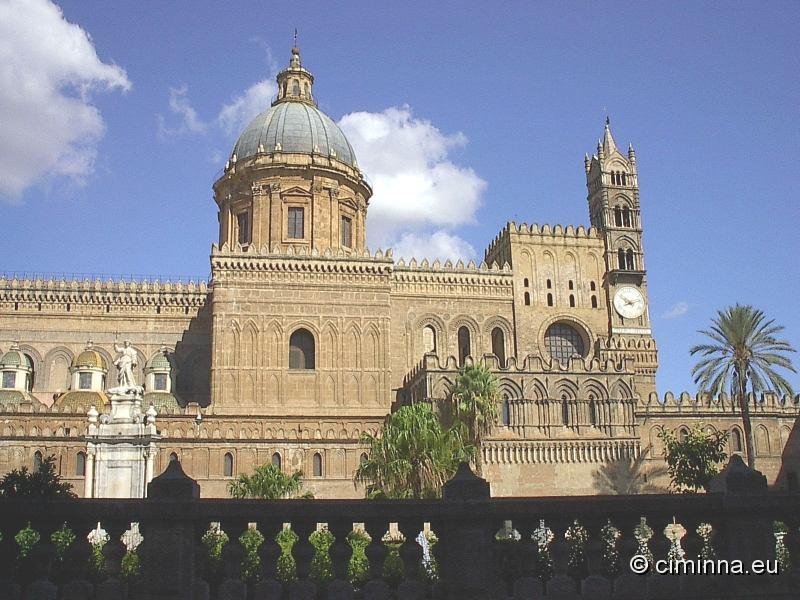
85,387 -> 159,498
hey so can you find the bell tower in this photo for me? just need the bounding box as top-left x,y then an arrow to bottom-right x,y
586,118 -> 651,334
586,119 -> 657,397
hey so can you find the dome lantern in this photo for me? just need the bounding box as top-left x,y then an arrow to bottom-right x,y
274,44 -> 315,106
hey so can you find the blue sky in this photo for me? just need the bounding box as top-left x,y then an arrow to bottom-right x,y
1,0 -> 798,394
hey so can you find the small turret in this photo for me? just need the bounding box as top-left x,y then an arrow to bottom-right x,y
274,42 -> 315,106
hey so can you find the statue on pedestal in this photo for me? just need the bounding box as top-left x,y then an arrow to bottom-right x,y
109,338 -> 143,396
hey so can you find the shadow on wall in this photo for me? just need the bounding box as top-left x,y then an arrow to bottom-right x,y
775,415 -> 800,491
173,302 -> 212,408
592,445 -> 668,494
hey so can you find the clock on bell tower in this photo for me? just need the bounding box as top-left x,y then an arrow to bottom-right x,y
585,118 -> 652,336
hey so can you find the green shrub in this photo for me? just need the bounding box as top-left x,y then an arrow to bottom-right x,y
51,523 -> 75,562
15,522 -> 40,560
309,526 -> 334,584
347,529 -> 371,587
275,526 -> 299,584
239,525 -> 264,582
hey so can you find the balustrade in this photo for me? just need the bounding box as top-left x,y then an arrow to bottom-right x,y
0,456 -> 797,599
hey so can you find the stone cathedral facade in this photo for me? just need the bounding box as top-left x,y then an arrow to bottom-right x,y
1,48 -> 798,498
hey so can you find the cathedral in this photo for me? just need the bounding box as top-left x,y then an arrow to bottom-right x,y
1,47 -> 797,498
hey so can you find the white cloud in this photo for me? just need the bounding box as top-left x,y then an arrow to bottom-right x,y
391,230 -> 477,263
218,80 -> 276,135
157,86 -> 207,138
0,0 -> 130,200
663,301 -> 690,320
159,79 -> 276,140
339,106 -> 486,260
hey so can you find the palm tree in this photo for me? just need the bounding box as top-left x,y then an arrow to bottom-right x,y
355,403 -> 472,499
690,304 -> 796,468
446,363 -> 500,476
227,464 -> 305,499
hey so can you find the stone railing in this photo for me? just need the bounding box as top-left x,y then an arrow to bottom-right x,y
0,457 -> 798,599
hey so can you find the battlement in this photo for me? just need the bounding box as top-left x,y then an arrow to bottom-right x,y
403,352 -> 634,386
211,242 -> 395,276
485,221 -> 602,261
645,390 -> 800,413
0,274 -> 208,308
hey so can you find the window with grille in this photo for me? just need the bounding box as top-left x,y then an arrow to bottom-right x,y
1,371 -> 14,388
340,215 -> 352,247
288,207 -> 304,239
544,323 -> 585,363
79,372 -> 92,390
153,373 -> 168,391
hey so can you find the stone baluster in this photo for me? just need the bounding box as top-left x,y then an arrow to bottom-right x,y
142,458 -> 200,600
440,462 -> 492,600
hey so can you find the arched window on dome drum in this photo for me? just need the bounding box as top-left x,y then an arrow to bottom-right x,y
289,329 -> 315,370
457,327 -> 471,366
491,328 -> 506,366
313,453 -> 323,477
501,397 -> 510,426
223,453 -> 234,477
544,323 -> 586,364
76,451 -> 86,476
730,428 -> 743,453
292,80 -> 300,96
33,451 -> 43,470
422,325 -> 437,354
524,292 -> 531,306
272,452 -> 282,470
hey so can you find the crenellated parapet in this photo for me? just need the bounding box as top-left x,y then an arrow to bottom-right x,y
0,274 -> 208,311
643,390 -> 800,414
485,221 -> 603,265
392,256 -> 513,297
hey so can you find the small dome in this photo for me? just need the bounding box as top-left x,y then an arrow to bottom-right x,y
232,101 -> 357,168
144,392 -> 180,412
0,346 -> 32,370
146,350 -> 172,372
53,390 -> 110,412
72,349 -> 107,370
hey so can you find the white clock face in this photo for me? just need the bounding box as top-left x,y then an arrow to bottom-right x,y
613,286 -> 645,319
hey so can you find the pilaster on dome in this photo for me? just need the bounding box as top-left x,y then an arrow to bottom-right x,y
602,116 -> 618,154
274,44 -> 316,106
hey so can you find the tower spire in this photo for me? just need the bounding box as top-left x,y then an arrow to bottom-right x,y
602,116 -> 617,154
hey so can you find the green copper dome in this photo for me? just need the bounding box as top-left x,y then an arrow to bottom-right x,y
0,346 -> 32,370
232,101 -> 357,167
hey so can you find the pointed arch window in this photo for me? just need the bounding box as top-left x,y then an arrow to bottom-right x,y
34,451 -> 43,470
678,427 -> 689,443
501,396 -> 511,426
169,452 -> 178,462
561,395 -> 569,426
545,323 -> 586,363
289,329 -> 315,370
523,278 -> 529,287
457,326 -> 471,366
730,428 -> 743,452
591,295 -> 598,309
588,395 -> 598,426
569,295 -> 575,308
76,451 -> 86,476
313,452 -> 323,477
614,207 -> 622,227
272,452 -> 282,469
223,452 -> 234,477
547,293 -> 553,307
524,292 -> 531,306
422,325 -> 437,354
491,327 -> 506,366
